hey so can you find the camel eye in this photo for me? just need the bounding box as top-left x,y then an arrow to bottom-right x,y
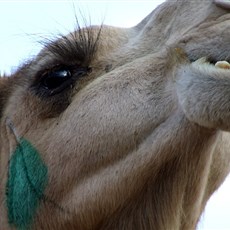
41,68 -> 72,91
32,66 -> 89,96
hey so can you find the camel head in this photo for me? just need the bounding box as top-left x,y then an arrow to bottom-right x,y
0,0 -> 230,229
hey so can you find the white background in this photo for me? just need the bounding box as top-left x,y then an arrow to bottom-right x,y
0,1 -> 230,229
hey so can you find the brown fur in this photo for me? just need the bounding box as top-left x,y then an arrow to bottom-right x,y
1,0 -> 230,229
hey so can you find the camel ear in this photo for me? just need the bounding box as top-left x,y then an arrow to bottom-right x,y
214,0 -> 230,9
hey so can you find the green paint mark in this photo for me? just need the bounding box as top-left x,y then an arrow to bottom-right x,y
6,138 -> 48,230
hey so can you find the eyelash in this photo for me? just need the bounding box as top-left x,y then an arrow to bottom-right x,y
41,25 -> 102,66
29,25 -> 101,97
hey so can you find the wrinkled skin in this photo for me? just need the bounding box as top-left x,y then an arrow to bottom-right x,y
0,0 -> 230,229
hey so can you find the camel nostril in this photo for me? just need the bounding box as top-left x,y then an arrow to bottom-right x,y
214,0 -> 230,9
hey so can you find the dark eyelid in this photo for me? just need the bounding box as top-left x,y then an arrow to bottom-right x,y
73,66 -> 92,76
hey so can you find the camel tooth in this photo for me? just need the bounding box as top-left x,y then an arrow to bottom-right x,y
215,61 -> 230,69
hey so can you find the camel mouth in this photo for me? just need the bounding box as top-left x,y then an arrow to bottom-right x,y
196,58 -> 230,70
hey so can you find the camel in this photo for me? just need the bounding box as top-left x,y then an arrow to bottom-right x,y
0,0 -> 230,229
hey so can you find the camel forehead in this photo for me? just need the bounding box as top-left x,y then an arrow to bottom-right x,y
25,0 -> 230,78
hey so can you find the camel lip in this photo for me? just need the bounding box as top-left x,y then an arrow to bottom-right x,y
199,57 -> 230,69
208,57 -> 230,65
193,58 -> 230,70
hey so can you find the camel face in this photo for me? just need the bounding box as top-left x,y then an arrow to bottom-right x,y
0,0 -> 230,229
